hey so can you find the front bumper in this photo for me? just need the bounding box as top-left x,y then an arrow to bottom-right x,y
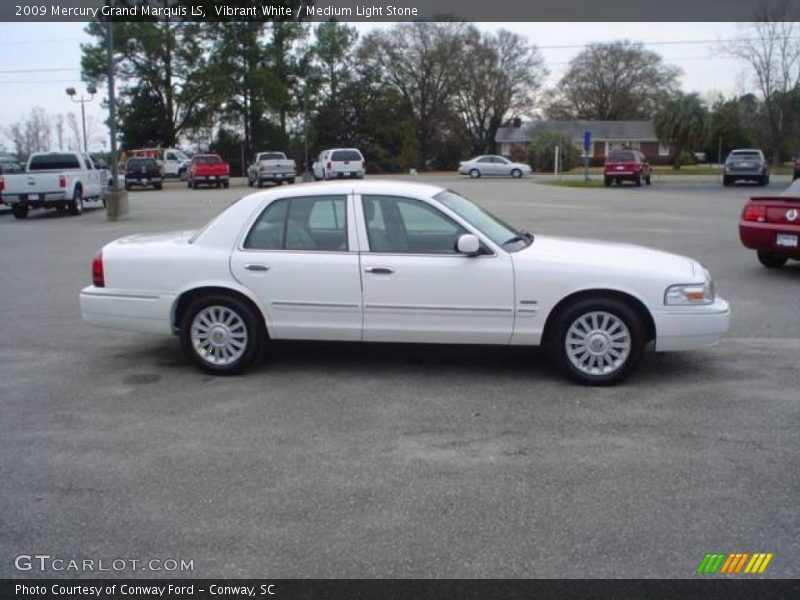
80,286 -> 174,335
652,296 -> 730,352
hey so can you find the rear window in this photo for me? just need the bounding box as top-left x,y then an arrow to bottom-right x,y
258,153 -> 286,161
331,150 -> 362,162
195,155 -> 222,164
28,154 -> 81,170
729,151 -> 761,160
126,158 -> 157,169
607,151 -> 636,162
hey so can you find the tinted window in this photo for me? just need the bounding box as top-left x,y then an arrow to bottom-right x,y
195,155 -> 222,164
28,154 -> 81,170
0,161 -> 22,174
608,151 -> 636,162
244,196 -> 347,252
127,158 -> 158,169
330,150 -> 362,162
362,195 -> 466,254
258,153 -> 286,161
729,151 -> 761,160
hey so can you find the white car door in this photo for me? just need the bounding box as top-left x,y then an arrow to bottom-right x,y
356,193 -> 514,344
230,193 -> 363,341
494,156 -> 512,175
476,156 -> 495,176
83,155 -> 102,198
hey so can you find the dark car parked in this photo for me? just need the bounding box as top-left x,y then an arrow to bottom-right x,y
124,157 -> 163,191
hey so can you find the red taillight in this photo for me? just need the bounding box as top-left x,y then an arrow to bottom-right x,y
742,204 -> 766,222
0,176 -> 4,192
92,250 -> 105,287
59,175 -> 66,188
326,161 -> 331,169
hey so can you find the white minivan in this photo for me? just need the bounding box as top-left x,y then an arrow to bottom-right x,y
313,148 -> 365,180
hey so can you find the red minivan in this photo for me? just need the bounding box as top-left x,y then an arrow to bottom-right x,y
604,150 -> 652,187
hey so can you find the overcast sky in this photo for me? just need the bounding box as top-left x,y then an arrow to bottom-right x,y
0,21 -> 754,153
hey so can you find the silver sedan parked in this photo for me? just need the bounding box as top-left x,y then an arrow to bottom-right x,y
458,155 -> 532,179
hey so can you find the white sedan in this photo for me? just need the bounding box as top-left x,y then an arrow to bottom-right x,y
458,155 -> 532,179
80,181 -> 729,385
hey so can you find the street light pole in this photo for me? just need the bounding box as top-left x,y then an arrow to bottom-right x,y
65,84 -> 96,153
107,20 -> 118,191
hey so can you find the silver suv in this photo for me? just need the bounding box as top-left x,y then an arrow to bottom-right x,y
723,149 -> 769,186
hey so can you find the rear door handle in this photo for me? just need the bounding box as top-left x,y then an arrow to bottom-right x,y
365,267 -> 394,274
245,264 -> 270,272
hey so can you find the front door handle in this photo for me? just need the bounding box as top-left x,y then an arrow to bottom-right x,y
364,267 -> 394,274
245,264 -> 270,272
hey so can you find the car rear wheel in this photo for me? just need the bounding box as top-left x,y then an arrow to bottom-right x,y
154,183 -> 163,191
11,205 -> 28,219
222,181 -> 229,189
179,294 -> 264,375
722,176 -> 732,186
469,169 -> 481,179
187,179 -> 193,189
604,176 -> 611,187
68,188 -> 83,216
550,297 -> 646,386
511,168 -> 522,179
757,250 -> 788,269
645,174 -> 652,185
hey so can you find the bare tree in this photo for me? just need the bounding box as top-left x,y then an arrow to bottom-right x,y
360,22 -> 467,169
546,40 -> 680,120
53,113 -> 65,151
6,107 -> 52,159
724,0 -> 800,162
455,27 -> 547,154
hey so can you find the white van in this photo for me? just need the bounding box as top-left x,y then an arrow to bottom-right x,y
312,148 -> 365,180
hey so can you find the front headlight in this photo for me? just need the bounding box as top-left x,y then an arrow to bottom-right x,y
665,271 -> 715,306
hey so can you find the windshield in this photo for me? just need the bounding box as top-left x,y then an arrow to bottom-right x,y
258,153 -> 286,161
608,151 -> 636,162
728,151 -> 761,161
436,190 -> 529,250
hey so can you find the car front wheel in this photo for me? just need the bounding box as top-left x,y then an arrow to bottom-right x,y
511,168 -> 522,179
179,294 -> 264,375
69,188 -> 84,215
550,298 -> 646,386
469,169 -> 481,179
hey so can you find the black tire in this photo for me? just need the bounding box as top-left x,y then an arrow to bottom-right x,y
222,180 -> 229,189
288,179 -> 295,184
179,294 -> 265,376
635,174 -> 642,186
187,179 -> 193,189
604,176 -> 611,187
68,187 -> 83,216
11,204 -> 28,219
548,297 -> 646,386
154,183 -> 163,191
757,250 -> 787,269
124,183 -> 131,191
469,168 -> 481,179
722,176 -> 731,186
762,173 -> 769,186
645,174 -> 652,185
511,168 -> 522,179
793,171 -> 799,181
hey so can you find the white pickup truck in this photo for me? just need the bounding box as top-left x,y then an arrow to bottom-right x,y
246,151 -> 296,187
0,152 -> 108,219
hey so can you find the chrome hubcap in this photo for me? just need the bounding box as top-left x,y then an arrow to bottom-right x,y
565,311 -> 631,376
191,306 -> 248,366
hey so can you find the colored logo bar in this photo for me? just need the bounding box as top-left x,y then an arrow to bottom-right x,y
696,553 -> 773,574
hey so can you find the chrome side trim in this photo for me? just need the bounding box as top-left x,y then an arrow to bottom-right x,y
364,304 -> 512,314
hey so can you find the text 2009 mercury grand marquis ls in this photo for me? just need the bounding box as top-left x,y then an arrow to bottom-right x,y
80,181 -> 729,385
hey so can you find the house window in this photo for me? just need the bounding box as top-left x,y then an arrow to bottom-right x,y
658,143 -> 670,157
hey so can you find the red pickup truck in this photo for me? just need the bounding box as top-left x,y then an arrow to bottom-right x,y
187,154 -> 230,189
739,194 -> 800,268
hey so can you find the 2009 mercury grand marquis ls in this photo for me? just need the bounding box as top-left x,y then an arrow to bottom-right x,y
80,181 -> 729,385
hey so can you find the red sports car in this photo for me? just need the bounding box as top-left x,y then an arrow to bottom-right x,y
739,194 -> 800,268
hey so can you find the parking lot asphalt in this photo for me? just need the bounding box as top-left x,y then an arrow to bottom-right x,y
1,175 -> 798,578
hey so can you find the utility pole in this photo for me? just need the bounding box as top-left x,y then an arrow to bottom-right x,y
107,20 -> 118,191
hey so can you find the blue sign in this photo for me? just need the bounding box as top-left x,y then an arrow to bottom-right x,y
583,131 -> 592,152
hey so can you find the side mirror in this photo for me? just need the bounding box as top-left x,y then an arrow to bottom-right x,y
456,233 -> 481,256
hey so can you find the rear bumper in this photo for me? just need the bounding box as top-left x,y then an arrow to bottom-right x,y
80,286 -> 174,335
653,296 -> 730,352
1,192 -> 69,206
330,171 -> 364,178
193,175 -> 229,182
725,170 -> 764,179
259,173 -> 295,181
739,221 -> 800,255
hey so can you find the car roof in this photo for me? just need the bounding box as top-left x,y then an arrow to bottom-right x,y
729,148 -> 763,153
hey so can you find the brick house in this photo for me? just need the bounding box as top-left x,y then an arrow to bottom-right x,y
496,119 -> 673,162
